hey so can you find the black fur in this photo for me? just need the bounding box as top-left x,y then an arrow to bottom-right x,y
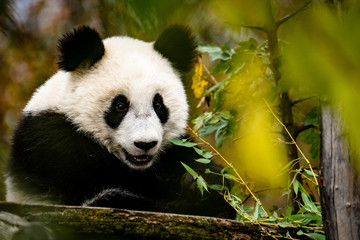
7,112 -> 235,218
153,93 -> 169,124
57,26 -> 105,72
105,95 -> 130,129
154,25 -> 197,73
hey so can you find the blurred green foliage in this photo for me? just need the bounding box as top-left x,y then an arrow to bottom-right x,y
283,2 -> 360,170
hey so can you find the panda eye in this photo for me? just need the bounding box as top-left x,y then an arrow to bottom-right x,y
154,101 -> 163,110
116,102 -> 128,112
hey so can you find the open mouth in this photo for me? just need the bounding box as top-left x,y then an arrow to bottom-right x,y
124,150 -> 152,166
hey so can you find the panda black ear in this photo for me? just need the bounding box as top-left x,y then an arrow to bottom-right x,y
57,26 -> 105,72
154,25 -> 197,73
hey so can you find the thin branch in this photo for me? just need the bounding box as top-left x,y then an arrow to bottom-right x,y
264,99 -> 319,186
294,124 -> 315,138
277,1 -> 312,26
225,21 -> 266,33
198,56 -> 218,85
292,96 -> 317,106
240,24 -> 266,32
187,125 -> 269,218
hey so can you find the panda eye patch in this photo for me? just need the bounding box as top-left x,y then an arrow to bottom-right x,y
153,93 -> 169,124
105,95 -> 129,128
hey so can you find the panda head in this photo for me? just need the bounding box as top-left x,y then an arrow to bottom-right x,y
25,25 -> 197,170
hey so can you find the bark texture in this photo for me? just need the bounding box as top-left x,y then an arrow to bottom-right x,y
320,106 -> 360,240
0,202 -> 311,240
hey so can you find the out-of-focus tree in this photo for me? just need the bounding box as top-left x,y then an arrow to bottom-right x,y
282,2 -> 360,238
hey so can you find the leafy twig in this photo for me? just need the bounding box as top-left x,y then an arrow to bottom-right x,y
264,99 -> 318,185
187,125 -> 269,218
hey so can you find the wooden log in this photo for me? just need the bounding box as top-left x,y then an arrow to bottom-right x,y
319,106 -> 360,240
0,201 -> 309,240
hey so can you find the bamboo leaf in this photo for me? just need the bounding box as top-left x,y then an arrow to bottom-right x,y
223,173 -> 240,181
306,233 -> 326,240
181,162 -> 199,179
193,147 -> 213,159
169,139 -> 197,148
195,158 -> 212,164
197,176 -> 209,196
303,169 -> 318,178
253,202 -> 260,220
293,179 -> 299,197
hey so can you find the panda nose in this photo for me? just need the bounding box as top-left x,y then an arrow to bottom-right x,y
134,141 -> 158,152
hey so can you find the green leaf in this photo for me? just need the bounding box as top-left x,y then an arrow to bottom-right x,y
197,44 -> 220,52
303,169 -> 318,178
287,214 -> 313,225
293,179 -> 299,197
193,147 -> 213,159
169,139 -> 197,148
253,202 -> 260,220
195,158 -> 212,164
299,128 -> 320,158
214,121 -> 230,148
301,192 -> 318,213
280,159 -> 296,172
306,233 -> 326,240
223,173 -> 240,181
198,124 -> 219,137
285,207 -> 292,217
297,181 -> 309,197
197,176 -> 209,196
211,60 -> 231,75
303,213 -> 322,221
197,44 -> 231,61
221,166 -> 234,174
190,112 -> 212,132
304,107 -> 319,127
197,111 -> 233,148
260,217 -> 277,222
205,80 -> 228,102
277,221 -> 296,227
181,162 -> 198,179
231,194 -> 244,203
297,230 -> 304,236
209,184 -> 227,191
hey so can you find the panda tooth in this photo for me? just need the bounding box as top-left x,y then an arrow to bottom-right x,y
134,156 -> 150,162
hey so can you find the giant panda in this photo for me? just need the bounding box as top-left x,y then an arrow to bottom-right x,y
5,25 -> 234,219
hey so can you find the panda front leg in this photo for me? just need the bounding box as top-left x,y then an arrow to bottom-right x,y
83,188 -> 155,211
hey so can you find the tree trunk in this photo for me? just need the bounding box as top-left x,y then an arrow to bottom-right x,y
0,202 -> 313,240
319,106 -> 360,240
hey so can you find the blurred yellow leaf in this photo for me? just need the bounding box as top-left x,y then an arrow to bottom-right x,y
191,61 -> 208,99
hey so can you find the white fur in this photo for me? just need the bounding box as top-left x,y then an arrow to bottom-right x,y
22,36 -> 188,170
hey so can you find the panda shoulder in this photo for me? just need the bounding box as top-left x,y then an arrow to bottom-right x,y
24,71 -> 70,114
